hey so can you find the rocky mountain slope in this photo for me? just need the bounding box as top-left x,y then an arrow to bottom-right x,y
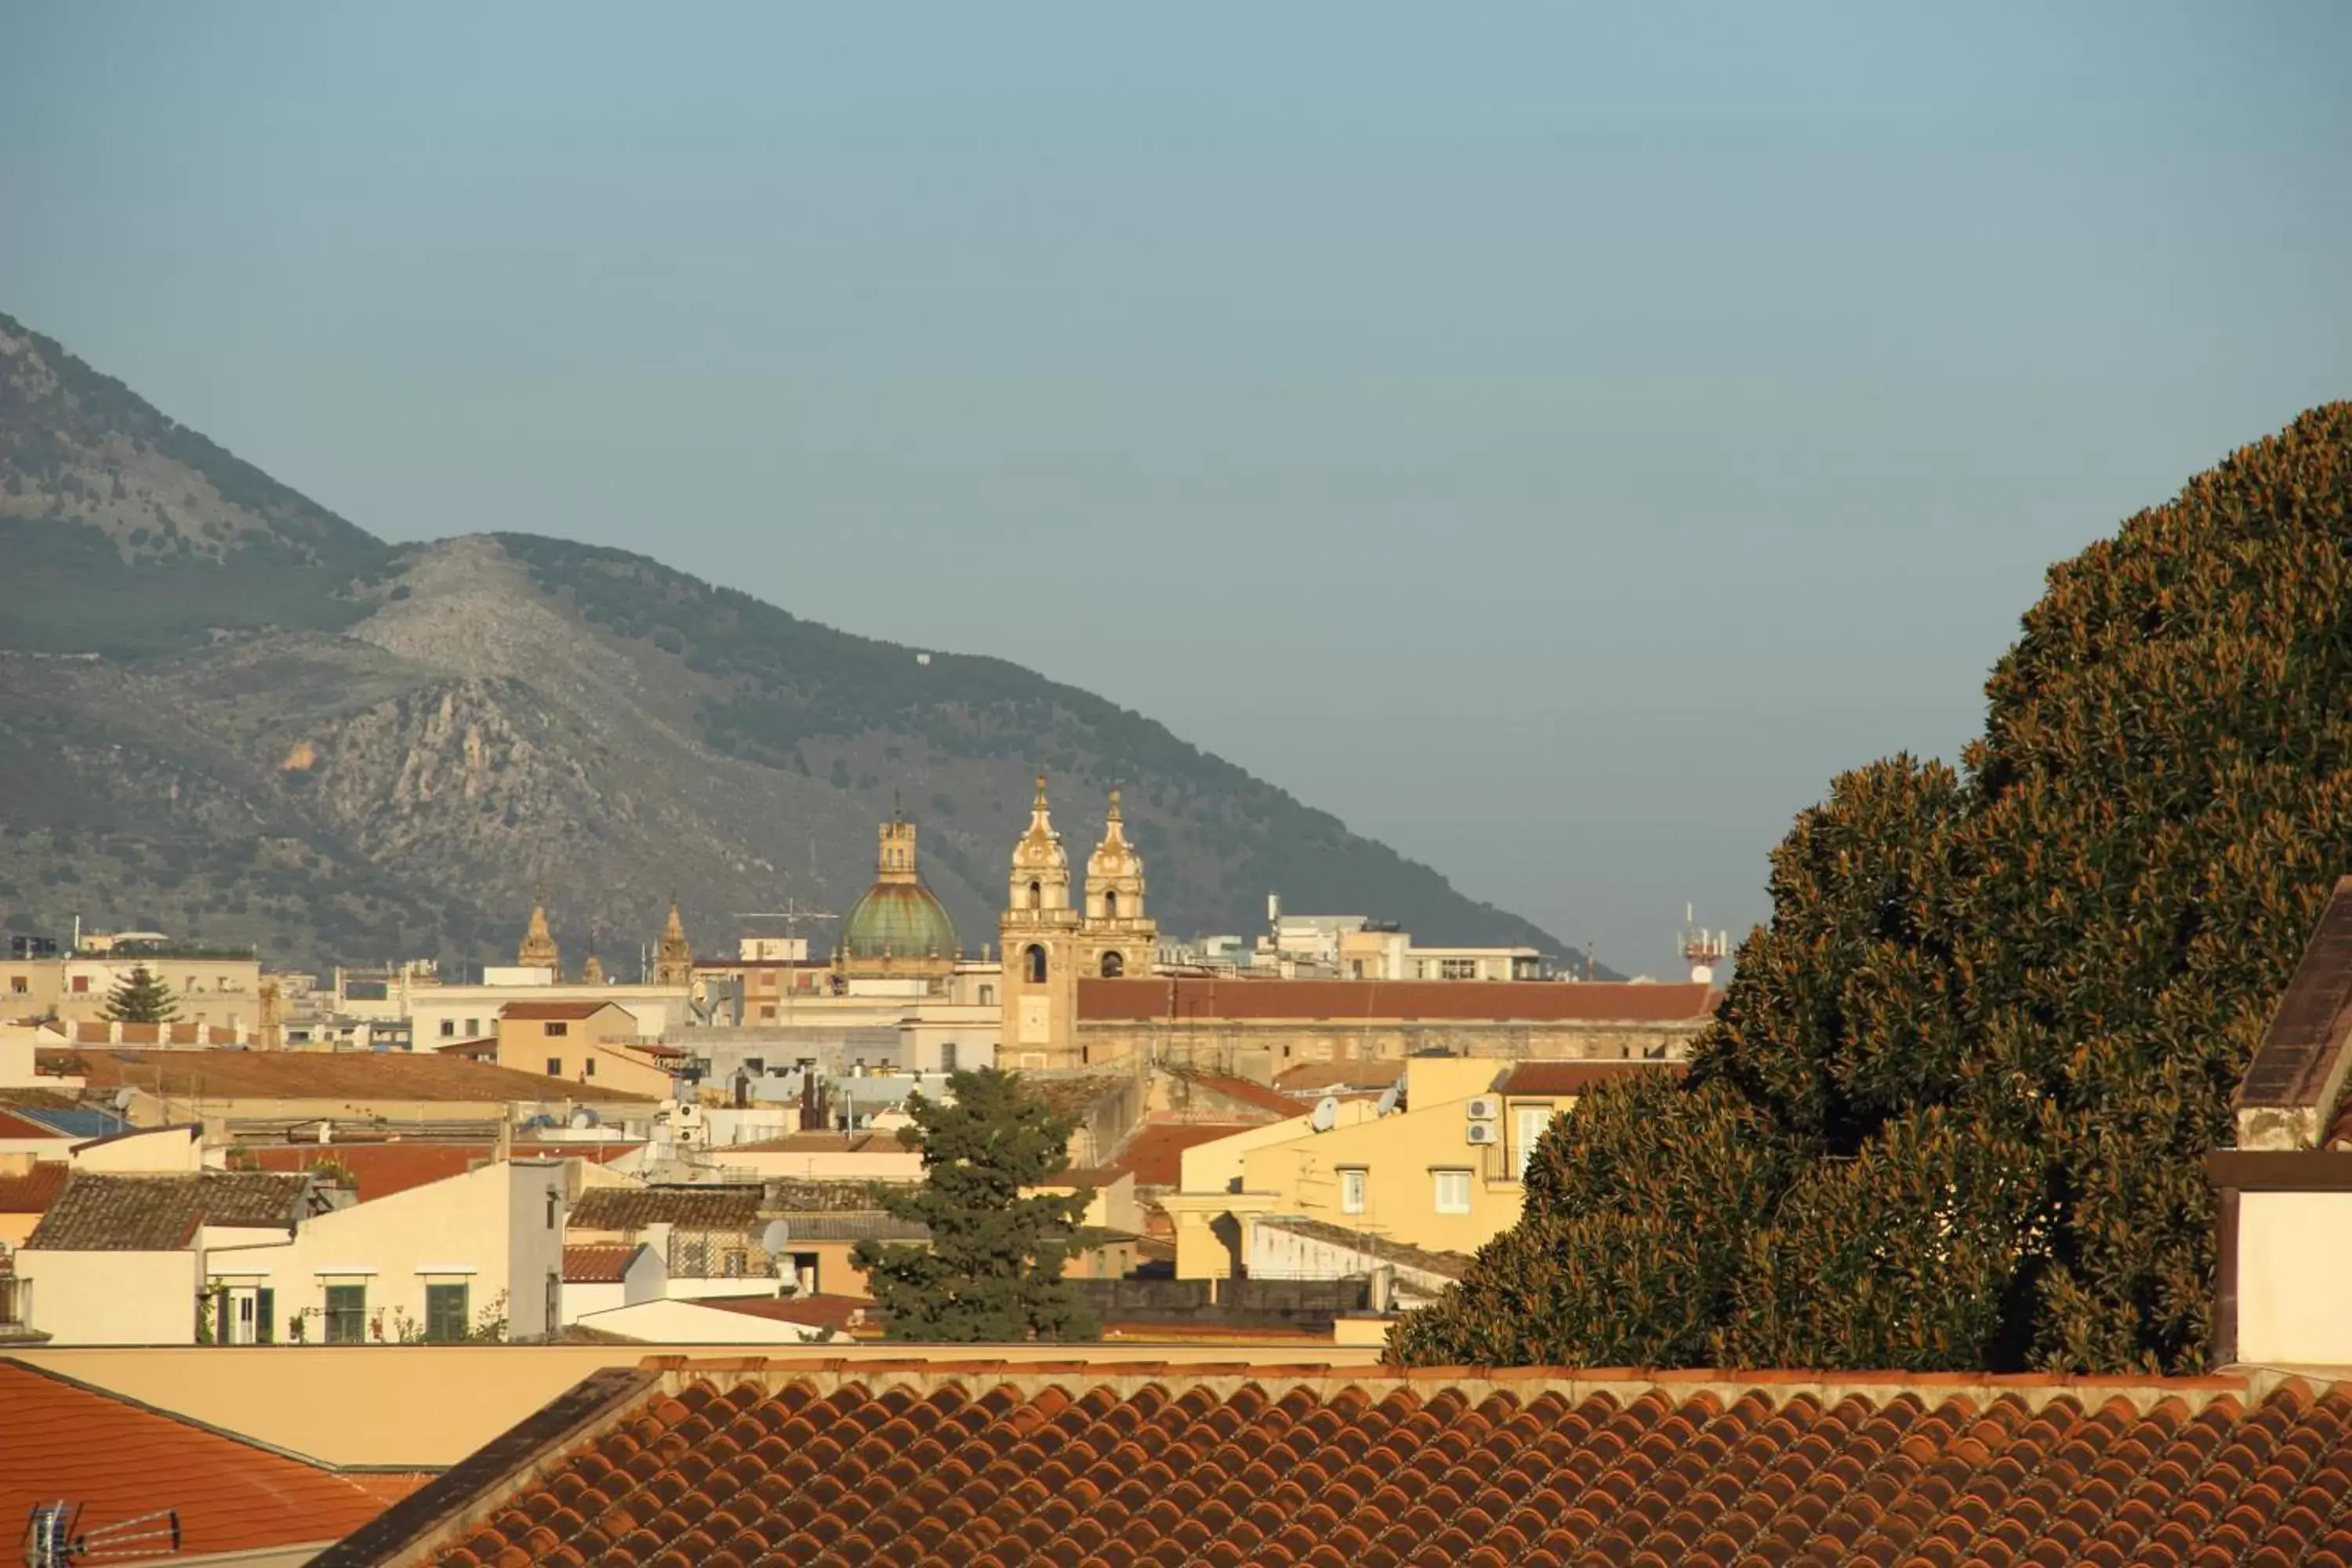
0,309 -> 1577,975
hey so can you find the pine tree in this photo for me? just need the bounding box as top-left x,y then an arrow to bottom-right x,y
855,1067 -> 1102,1342
100,964 -> 179,1023
1397,402 -> 2352,1375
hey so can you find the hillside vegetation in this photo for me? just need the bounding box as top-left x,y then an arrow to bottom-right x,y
0,310 -> 1570,973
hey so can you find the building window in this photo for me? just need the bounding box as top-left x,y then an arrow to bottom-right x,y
440,1019 -> 456,1037
324,1284 -> 367,1344
546,1058 -> 563,1076
1433,1169 -> 1472,1215
544,1272 -> 560,1339
1104,890 -> 1120,919
1100,951 -> 1123,978
1025,945 -> 1047,983
425,1282 -> 470,1342
254,1287 -> 274,1345
1341,1168 -> 1367,1215
1028,880 -> 1042,909
941,1042 -> 959,1073
1515,1104 -> 1558,1180
71,976 -> 90,993
583,1058 -> 596,1078
978,985 -> 994,1006
8,977 -> 24,994
1440,958 -> 1478,981
546,1191 -> 560,1230
546,1022 -> 569,1036
760,1005 -> 776,1020
465,1018 -> 480,1036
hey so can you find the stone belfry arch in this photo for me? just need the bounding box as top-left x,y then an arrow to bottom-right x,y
999,771 -> 1082,1068
1080,787 -> 1157,981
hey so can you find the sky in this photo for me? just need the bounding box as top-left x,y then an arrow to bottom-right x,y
2,5 -> 2347,975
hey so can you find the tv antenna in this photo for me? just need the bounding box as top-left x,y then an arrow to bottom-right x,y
735,902 -> 839,941
24,1501 -> 183,1566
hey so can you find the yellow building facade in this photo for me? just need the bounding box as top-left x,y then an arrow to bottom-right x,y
1160,1058 -> 1675,1279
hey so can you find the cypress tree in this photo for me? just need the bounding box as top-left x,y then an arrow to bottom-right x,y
855,1066 -> 1102,1342
100,964 -> 179,1023
1397,402 -> 2352,1374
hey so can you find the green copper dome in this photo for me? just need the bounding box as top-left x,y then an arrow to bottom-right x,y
838,880 -> 960,961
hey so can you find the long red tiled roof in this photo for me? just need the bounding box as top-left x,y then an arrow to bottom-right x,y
1167,1068 -> 1298,1119
1078,976 -> 1724,1024
564,1243 -> 648,1284
1492,1059 -> 1687,1097
317,1358 -> 2352,1568
0,1107 -> 72,1141
1099,1122 -> 1264,1187
42,1047 -> 657,1103
0,1160 -> 69,1215
244,1142 -> 640,1202
0,1359 -> 430,1559
499,1000 -> 622,1022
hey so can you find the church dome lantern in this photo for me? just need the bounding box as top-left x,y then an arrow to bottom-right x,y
833,813 -> 960,986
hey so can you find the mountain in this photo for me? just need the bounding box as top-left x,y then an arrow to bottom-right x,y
0,309 -> 1581,976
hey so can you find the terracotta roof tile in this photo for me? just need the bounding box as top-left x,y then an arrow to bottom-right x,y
1272,1061 -> 1406,1094
0,1358 -> 429,1557
570,1186 -> 762,1232
24,1171 -> 313,1250
1493,1059 -> 1689,1097
1165,1070 -> 1298,1120
0,1159 -> 70,1215
1079,977 -> 1724,1025
565,1243 -> 649,1283
500,1001 -> 624,1022
245,1142 -> 637,1201
0,1107 -> 73,1141
318,1363 -> 2352,1568
40,1047 -> 657,1103
1098,1123 -> 1263,1188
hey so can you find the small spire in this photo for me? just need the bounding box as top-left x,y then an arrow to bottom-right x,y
1034,769 -> 1049,809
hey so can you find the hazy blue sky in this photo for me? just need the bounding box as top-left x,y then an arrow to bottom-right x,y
3,5 -> 2347,973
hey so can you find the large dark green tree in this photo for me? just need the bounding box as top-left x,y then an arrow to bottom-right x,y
100,964 -> 179,1023
1397,402 -> 2352,1375
855,1066 -> 1102,1342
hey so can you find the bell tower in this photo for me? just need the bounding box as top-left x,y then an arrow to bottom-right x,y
653,897 -> 695,987
999,771 -> 1082,1069
1080,787 -> 1157,980
517,895 -> 561,979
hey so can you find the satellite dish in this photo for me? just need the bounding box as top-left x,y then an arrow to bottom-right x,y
1373,1080 -> 1402,1117
1309,1094 -> 1339,1133
570,1109 -> 600,1131
111,1087 -> 136,1112
760,1219 -> 792,1255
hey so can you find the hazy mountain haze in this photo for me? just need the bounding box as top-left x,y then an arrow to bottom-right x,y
2,3 -> 2345,973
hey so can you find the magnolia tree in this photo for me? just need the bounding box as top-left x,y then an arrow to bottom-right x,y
1397,403 -> 2352,1375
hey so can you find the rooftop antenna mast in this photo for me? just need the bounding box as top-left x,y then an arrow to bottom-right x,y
1679,902 -> 1730,984
24,1501 -> 183,1566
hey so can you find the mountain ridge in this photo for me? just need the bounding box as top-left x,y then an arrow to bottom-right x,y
0,308 -> 1585,975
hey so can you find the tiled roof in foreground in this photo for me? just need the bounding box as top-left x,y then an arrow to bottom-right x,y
0,1358 -> 429,1560
319,1357 -> 2352,1568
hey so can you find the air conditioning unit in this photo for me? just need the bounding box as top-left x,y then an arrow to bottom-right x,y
1465,1121 -> 1501,1145
1466,1096 -> 1502,1122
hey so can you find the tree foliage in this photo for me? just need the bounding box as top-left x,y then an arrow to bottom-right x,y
100,964 -> 179,1023
1397,403 -> 2352,1375
855,1067 -> 1102,1343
